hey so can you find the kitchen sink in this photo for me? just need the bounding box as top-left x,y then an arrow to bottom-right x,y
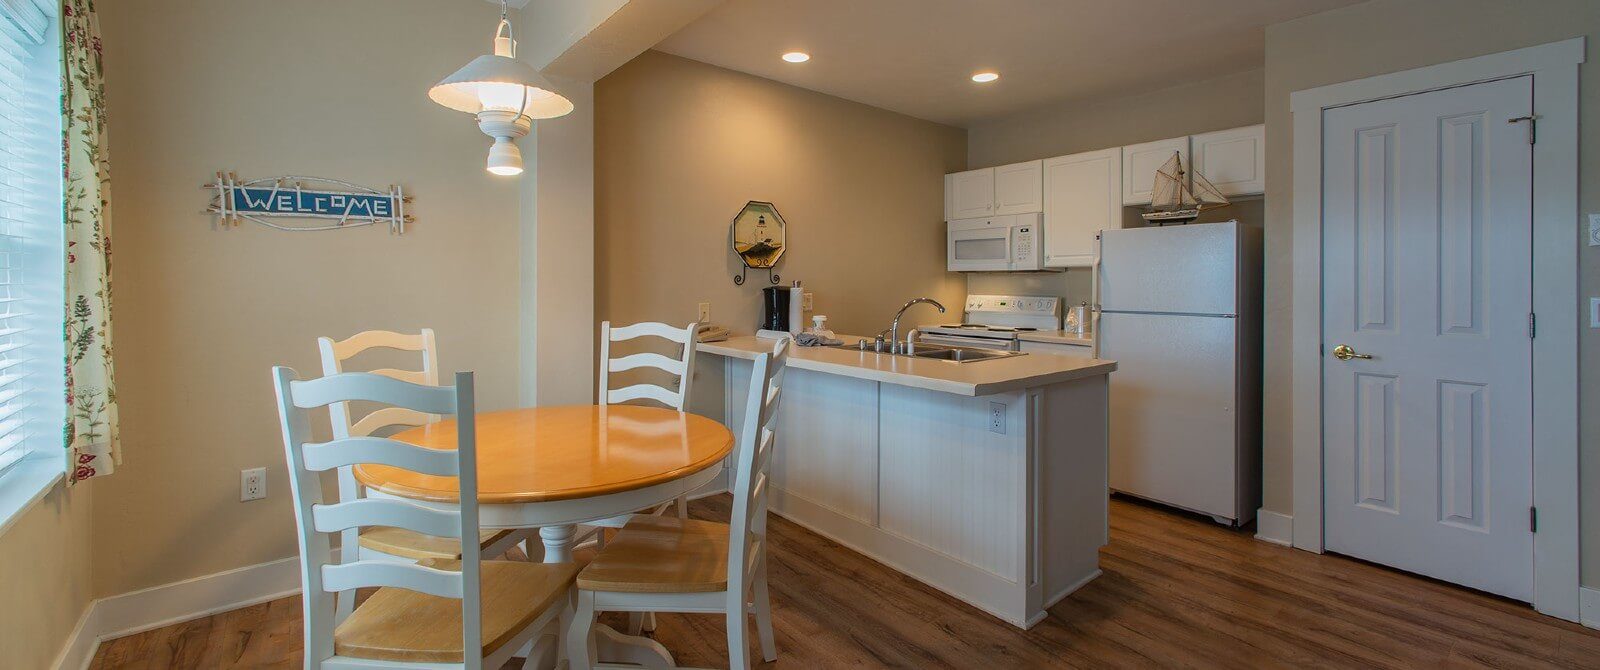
828,341 -> 1026,363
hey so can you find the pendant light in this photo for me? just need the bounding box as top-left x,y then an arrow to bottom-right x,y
428,0 -> 574,176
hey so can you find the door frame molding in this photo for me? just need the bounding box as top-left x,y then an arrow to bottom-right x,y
1289,37 -> 1584,621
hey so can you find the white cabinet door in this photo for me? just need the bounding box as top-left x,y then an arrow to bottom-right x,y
1041,148 -> 1120,268
1191,124 -> 1265,197
1018,340 -> 1092,358
945,168 -> 995,220
1121,136 -> 1189,205
992,160 -> 1042,215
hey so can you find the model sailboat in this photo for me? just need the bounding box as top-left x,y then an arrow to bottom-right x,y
1141,151 -> 1229,224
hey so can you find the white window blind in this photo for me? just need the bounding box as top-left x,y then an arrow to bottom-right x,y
0,3 -> 49,478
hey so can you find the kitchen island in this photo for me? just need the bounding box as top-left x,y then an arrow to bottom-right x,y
688,335 -> 1116,628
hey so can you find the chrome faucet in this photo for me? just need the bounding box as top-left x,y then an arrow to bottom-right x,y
888,297 -> 946,354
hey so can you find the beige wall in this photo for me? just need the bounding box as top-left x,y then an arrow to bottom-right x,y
93,0 -> 528,596
967,68 -> 1265,170
0,484 -> 93,669
963,69 -> 1266,316
596,51 -> 967,337
1263,0 -> 1600,584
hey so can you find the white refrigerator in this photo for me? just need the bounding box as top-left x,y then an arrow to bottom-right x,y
1096,220 -> 1262,525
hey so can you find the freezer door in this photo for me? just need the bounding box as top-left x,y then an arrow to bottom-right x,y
1102,311 -> 1240,520
1099,220 -> 1238,315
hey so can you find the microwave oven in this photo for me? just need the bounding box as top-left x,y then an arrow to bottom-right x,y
947,214 -> 1043,272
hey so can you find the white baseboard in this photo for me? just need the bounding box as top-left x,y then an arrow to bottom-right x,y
1254,508 -> 1293,547
53,553 -> 312,670
1582,586 -> 1600,630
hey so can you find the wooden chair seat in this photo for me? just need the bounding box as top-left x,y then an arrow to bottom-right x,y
576,516 -> 731,593
357,527 -> 514,561
334,559 -> 579,663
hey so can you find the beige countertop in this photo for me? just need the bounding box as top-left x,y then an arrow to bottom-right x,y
697,335 -> 1116,396
1017,330 -> 1094,346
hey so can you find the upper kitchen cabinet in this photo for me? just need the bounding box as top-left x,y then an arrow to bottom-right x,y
1190,124 -> 1266,198
992,160 -> 1043,215
945,167 -> 996,219
945,161 -> 1042,220
1042,148 -> 1120,268
1121,136 -> 1189,205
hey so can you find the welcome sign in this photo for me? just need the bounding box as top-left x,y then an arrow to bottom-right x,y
204,172 -> 413,233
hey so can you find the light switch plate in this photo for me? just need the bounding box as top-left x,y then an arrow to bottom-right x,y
1589,214 -> 1600,246
697,302 -> 711,323
802,292 -> 814,312
1590,297 -> 1600,328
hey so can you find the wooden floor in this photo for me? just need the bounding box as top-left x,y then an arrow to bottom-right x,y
90,495 -> 1600,669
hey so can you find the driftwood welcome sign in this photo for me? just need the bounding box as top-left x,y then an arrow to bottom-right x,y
204,172 -> 413,234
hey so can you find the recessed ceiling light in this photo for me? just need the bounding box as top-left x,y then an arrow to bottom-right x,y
782,52 -> 810,63
972,72 -> 1000,83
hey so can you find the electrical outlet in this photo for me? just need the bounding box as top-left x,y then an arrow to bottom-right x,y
989,402 -> 1007,434
1590,297 -> 1600,328
1589,214 -> 1600,247
697,302 -> 711,323
802,292 -> 814,312
241,467 -> 266,501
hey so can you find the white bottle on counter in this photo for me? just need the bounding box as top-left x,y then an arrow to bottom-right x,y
788,280 -> 805,335
808,315 -> 834,339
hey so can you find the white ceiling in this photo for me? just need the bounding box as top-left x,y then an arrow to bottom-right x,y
656,0 -> 1361,127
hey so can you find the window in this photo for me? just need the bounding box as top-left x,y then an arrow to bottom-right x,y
0,0 -> 63,490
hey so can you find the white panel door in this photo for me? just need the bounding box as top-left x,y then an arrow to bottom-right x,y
993,160 -> 1043,215
1041,148 -> 1120,268
1102,312 -> 1239,520
1322,76 -> 1533,601
946,168 -> 995,220
1121,136 -> 1189,205
1191,124 -> 1266,197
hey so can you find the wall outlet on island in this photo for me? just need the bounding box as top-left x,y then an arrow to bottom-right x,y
241,467 -> 266,501
698,302 -> 711,323
989,402 -> 1006,434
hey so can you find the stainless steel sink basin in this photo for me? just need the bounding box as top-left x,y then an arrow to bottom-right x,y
909,347 -> 1017,362
828,341 -> 1025,363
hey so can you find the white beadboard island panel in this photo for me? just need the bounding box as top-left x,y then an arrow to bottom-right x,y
698,338 -> 1112,628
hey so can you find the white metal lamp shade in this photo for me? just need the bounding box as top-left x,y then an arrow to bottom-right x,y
428,55 -> 574,120
430,3 -> 573,176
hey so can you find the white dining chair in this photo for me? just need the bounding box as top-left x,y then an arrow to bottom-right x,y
272,368 -> 577,670
318,330 -> 519,618
588,321 -> 700,530
567,338 -> 789,670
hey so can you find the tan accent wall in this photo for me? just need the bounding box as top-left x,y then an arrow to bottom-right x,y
1263,0 -> 1600,583
92,0 -> 526,596
596,51 -> 967,338
0,484 -> 93,669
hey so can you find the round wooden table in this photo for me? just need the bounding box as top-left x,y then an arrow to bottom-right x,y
356,405 -> 733,670
355,404 -> 734,563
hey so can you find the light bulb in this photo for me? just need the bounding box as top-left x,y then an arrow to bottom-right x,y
486,136 -> 523,176
477,81 -> 527,112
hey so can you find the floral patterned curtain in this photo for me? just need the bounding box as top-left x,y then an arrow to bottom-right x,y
62,0 -> 117,483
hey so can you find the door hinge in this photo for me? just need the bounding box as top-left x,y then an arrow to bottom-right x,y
1530,506 -> 1538,533
1528,312 -> 1536,339
1509,115 -> 1539,144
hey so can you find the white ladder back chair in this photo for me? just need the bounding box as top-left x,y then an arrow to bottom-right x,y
318,328 -> 440,440
317,329 -> 514,603
272,369 -> 574,670
568,338 -> 790,670
728,337 -> 789,607
590,321 -> 699,535
598,321 -> 698,410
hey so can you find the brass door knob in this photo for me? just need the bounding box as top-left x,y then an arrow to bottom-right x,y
1331,344 -> 1373,361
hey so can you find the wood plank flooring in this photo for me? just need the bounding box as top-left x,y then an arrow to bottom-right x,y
89,495 -> 1600,669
